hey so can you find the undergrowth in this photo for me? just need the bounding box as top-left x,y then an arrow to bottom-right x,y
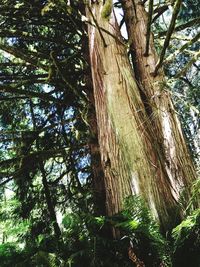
0,195 -> 200,266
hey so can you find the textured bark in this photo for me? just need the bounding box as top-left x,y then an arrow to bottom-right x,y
86,0 -> 197,231
121,0 -> 197,209
85,72 -> 107,217
80,1 -> 107,217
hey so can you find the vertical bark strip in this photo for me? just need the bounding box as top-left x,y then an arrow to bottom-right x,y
86,0 -> 197,230
121,0 -> 197,206
79,1 -> 107,217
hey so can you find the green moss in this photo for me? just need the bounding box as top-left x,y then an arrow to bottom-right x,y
101,0 -> 113,20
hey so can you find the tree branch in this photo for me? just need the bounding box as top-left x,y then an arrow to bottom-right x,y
0,74 -> 47,81
193,63 -> 200,71
154,0 -> 182,75
0,96 -> 28,101
0,118 -> 71,139
0,29 -> 67,46
175,50 -> 200,78
85,20 -> 125,46
141,0 -> 148,5
152,5 -> 169,23
164,31 -> 200,64
0,44 -> 48,71
179,77 -> 194,87
50,51 -> 88,102
0,84 -> 60,103
0,178 -> 13,187
144,0 -> 154,56
158,16 -> 200,37
0,148 -> 70,168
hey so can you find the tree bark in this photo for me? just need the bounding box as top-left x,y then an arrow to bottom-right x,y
79,1 -> 108,218
86,0 -> 197,231
121,0 -> 198,214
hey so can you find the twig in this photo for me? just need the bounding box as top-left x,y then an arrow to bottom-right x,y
141,0 -> 148,5
154,0 -> 182,75
164,31 -> 200,64
193,63 -> 200,71
158,16 -> 200,37
0,148 -> 70,168
0,84 -> 59,103
152,5 -> 168,23
50,51 -> 87,102
175,50 -> 200,78
0,44 -> 48,71
0,178 -> 13,187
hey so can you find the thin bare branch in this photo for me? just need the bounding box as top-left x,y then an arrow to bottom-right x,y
154,0 -> 182,75
0,96 -> 28,101
164,31 -> 200,64
193,63 -> 200,71
0,85 -> 60,103
179,77 -> 194,87
50,51 -> 87,102
0,29 -> 67,46
86,20 -> 125,46
0,74 -> 47,81
158,16 -> 200,37
141,0 -> 148,5
0,148 -> 70,168
144,0 -> 154,56
0,44 -> 48,71
0,178 -> 13,187
152,5 -> 169,23
0,119 -> 72,139
175,50 -> 200,78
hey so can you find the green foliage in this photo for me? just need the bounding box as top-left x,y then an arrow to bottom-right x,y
0,1 -> 92,261
62,213 -> 80,231
101,0 -> 113,20
121,196 -> 171,267
31,251 -> 60,267
0,242 -> 63,267
0,243 -> 22,267
179,178 -> 200,215
188,178 -> 200,210
172,209 -> 200,267
0,0 -> 199,266
58,197 -> 171,267
1,196 -> 200,267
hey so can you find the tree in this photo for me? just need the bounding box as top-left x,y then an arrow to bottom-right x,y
0,0 -> 199,265
85,0 -> 198,231
0,0 -> 93,244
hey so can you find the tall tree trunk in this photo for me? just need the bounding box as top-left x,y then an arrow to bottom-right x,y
121,0 -> 198,210
79,1 -> 108,218
88,103 -> 108,217
86,0 -> 197,231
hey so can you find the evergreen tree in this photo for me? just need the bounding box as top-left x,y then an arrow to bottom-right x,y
0,0 -> 199,266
